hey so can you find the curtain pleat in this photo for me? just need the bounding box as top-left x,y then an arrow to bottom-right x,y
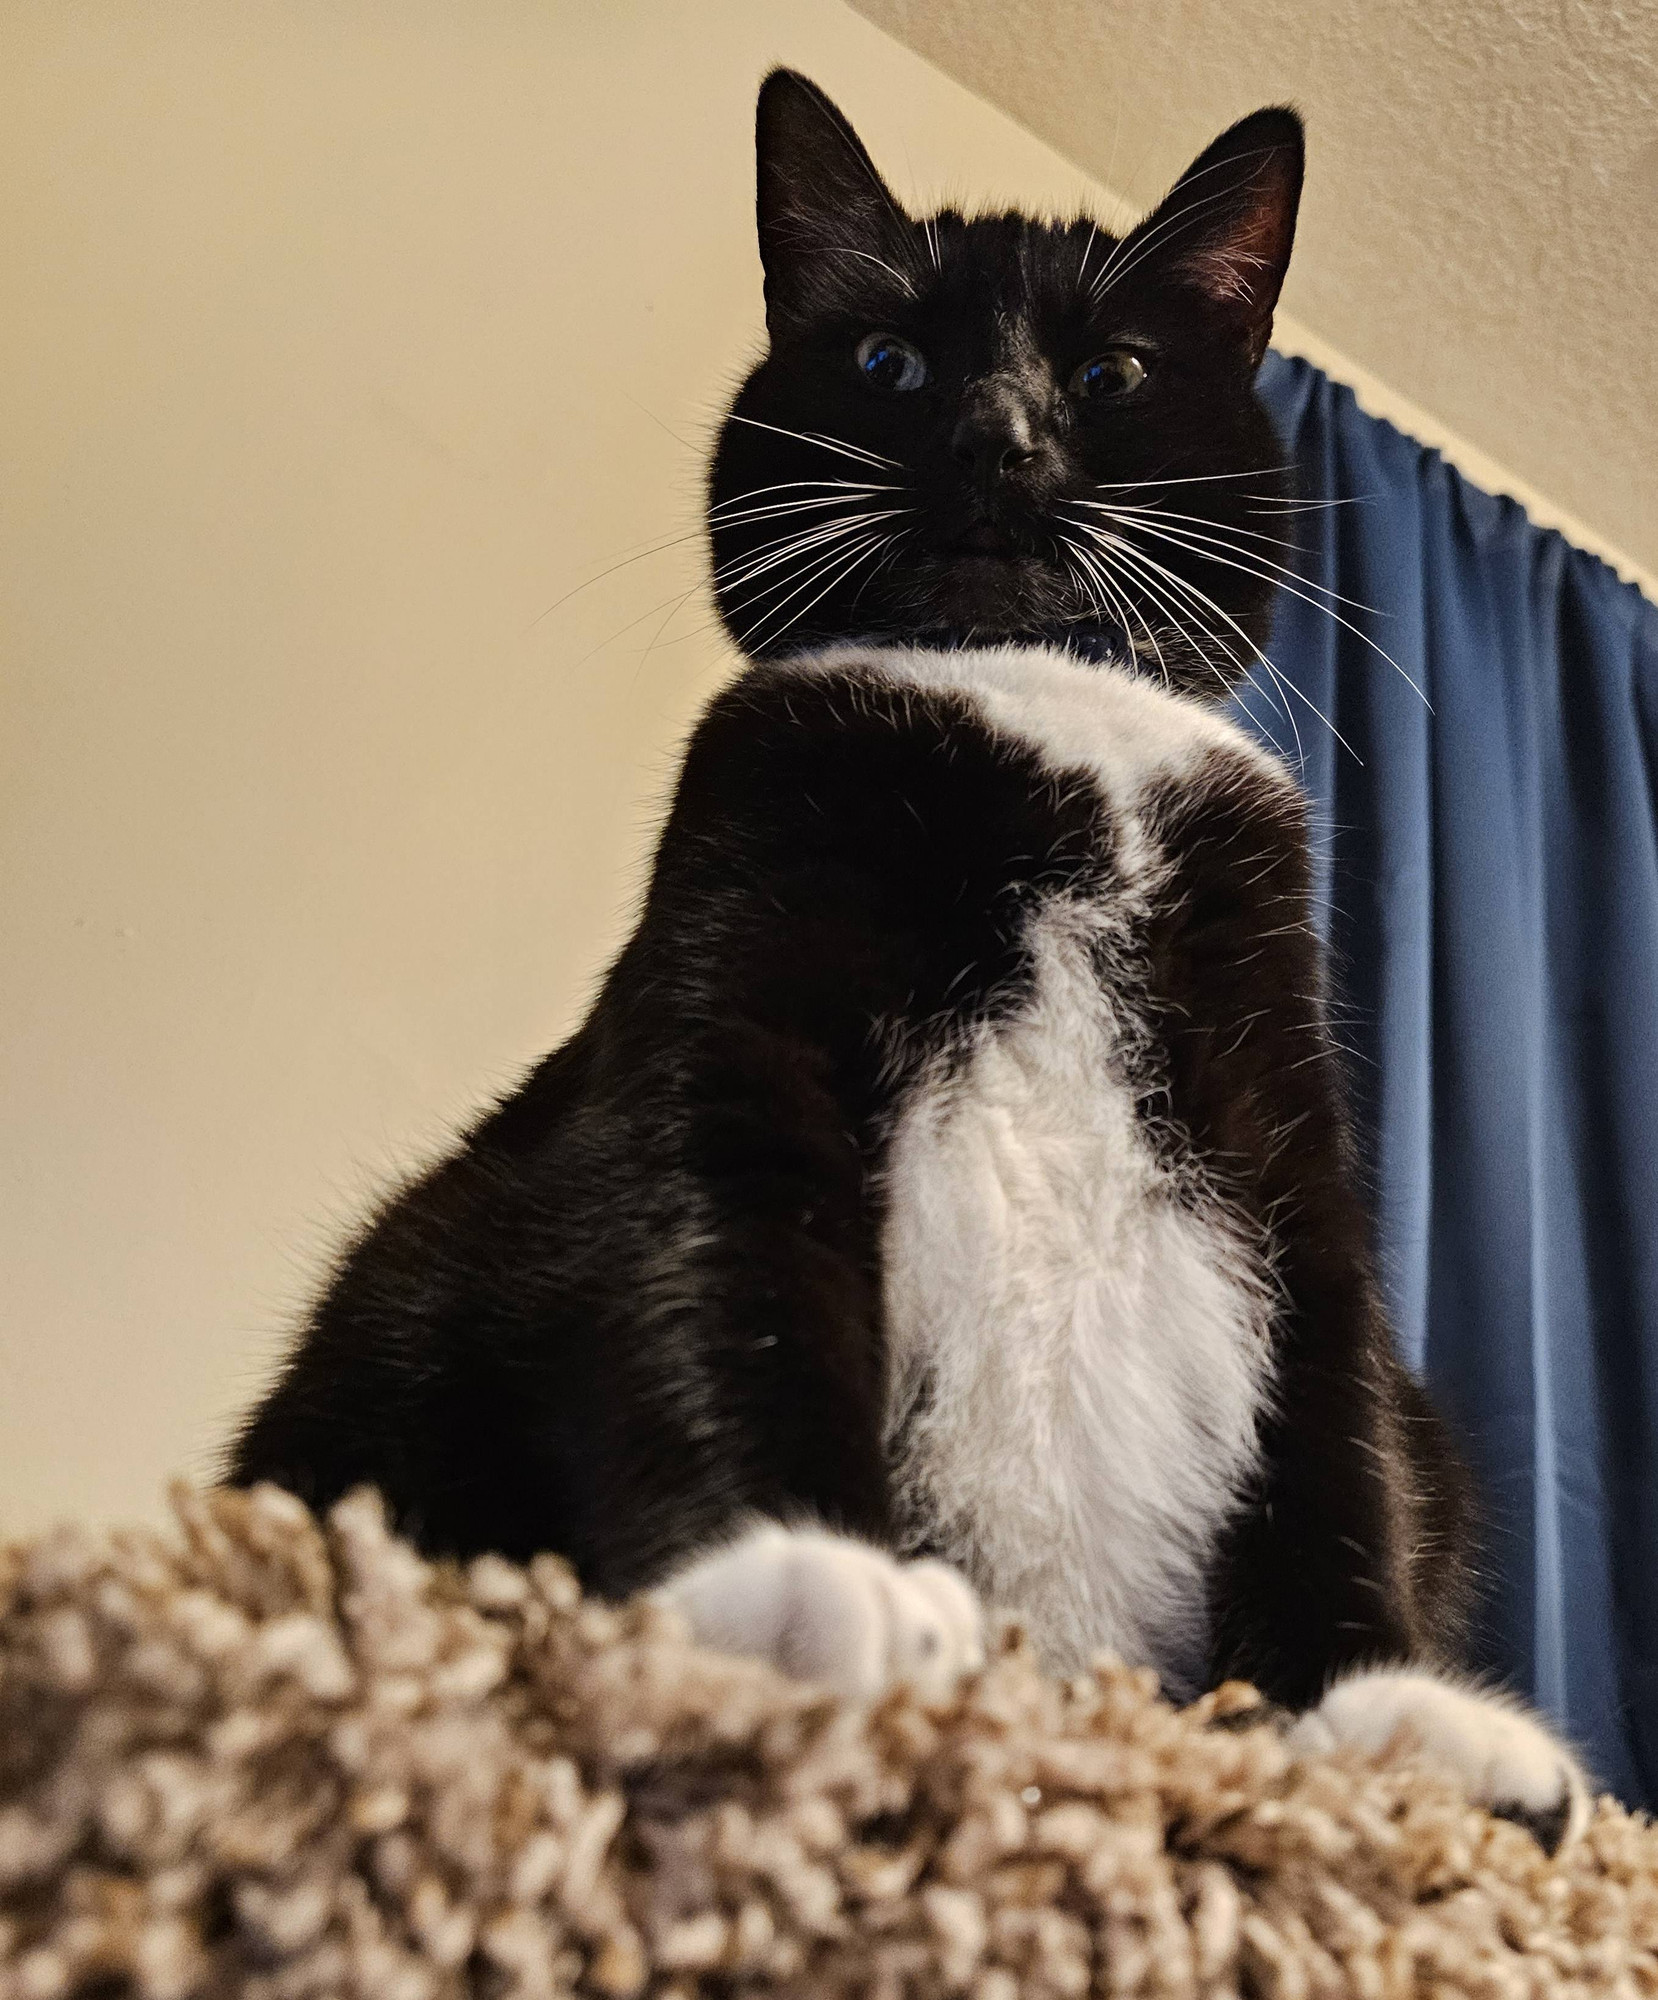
1236,353 -> 1658,1807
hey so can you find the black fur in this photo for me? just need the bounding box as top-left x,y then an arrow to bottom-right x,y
1138,752 -> 1473,1701
231,73 -> 1476,1709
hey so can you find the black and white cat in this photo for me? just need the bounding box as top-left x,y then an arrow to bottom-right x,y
232,73 -> 1588,1847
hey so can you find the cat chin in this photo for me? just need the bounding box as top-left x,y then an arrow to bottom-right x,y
895,554 -> 1082,635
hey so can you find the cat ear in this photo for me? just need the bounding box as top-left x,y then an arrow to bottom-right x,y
755,70 -> 915,335
1128,107 -> 1304,367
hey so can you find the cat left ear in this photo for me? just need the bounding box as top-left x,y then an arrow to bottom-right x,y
755,70 -> 916,336
1129,107 -> 1304,368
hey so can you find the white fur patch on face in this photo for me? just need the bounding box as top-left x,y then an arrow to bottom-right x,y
1288,1667 -> 1591,1851
799,643 -> 1283,1699
653,1522 -> 984,1702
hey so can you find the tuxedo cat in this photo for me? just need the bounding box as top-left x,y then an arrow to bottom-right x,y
232,73 -> 1588,1847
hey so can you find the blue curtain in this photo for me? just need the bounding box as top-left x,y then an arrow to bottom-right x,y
1234,352 -> 1658,1809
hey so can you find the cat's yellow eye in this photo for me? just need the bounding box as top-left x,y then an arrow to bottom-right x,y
1070,349 -> 1149,399
855,333 -> 928,393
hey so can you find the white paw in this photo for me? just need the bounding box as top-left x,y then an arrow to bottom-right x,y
1288,1667 -> 1590,1853
653,1522 -> 983,1701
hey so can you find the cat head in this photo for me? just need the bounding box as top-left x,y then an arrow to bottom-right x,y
709,71 -> 1304,696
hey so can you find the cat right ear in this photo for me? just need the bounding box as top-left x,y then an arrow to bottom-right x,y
755,70 -> 916,336
1128,107 -> 1304,369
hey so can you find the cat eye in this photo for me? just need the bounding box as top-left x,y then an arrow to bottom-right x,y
1070,349 -> 1149,400
855,332 -> 928,393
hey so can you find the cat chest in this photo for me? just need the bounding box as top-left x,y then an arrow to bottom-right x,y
877,892 -> 1274,1696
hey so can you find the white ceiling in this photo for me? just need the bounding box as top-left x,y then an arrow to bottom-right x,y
852,0 -> 1658,587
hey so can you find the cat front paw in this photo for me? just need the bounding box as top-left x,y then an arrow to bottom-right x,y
1288,1667 -> 1590,1854
653,1522 -> 983,1701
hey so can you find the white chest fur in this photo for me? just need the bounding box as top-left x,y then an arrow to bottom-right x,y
812,643 -> 1282,1696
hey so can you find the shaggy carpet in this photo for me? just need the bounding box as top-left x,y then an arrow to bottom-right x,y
1,1486 -> 1654,1999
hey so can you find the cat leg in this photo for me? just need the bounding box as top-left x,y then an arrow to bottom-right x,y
1287,1666 -> 1590,1853
654,1520 -> 983,1700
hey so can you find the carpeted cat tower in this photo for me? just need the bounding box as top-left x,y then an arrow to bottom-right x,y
2,1484 -> 1654,1998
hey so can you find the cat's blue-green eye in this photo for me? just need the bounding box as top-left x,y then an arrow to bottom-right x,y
855,332 -> 928,393
1070,349 -> 1149,400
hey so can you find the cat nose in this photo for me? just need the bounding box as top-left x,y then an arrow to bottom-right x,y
953,427 -> 1036,477
952,380 -> 1041,482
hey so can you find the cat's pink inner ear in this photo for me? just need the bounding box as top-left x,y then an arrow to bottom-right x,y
1171,154 -> 1300,319
1175,210 -> 1276,309
1136,109 -> 1303,365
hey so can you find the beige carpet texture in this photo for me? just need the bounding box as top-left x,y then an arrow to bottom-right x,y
1,1485 -> 1654,2000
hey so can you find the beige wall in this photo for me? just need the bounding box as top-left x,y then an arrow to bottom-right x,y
0,2 -> 1105,1534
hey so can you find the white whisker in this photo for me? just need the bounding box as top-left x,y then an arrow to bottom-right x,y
1076,220 -> 1102,297
1081,498 -> 1302,555
712,492 -> 906,534
523,527 -> 704,632
712,513 -> 875,584
724,413 -> 902,471
715,521 -> 886,598
1067,520 -> 1301,749
1072,524 -> 1233,684
1080,508 -> 1427,706
1247,494 -> 1367,514
1065,513 -> 1356,761
1088,183 -> 1246,300
736,527 -> 897,655
1087,146 -> 1281,302
728,525 -> 886,630
1081,500 -> 1383,613
709,477 -> 905,517
847,533 -> 911,619
1087,464 -> 1296,493
825,245 -> 919,297
1106,532 -> 1311,765
568,580 -> 710,673
1060,535 -> 1127,637
1065,532 -> 1171,688
715,510 -> 911,593
718,508 -> 901,596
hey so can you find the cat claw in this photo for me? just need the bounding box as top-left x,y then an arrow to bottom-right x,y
654,1522 -> 983,1701
1288,1666 -> 1590,1854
